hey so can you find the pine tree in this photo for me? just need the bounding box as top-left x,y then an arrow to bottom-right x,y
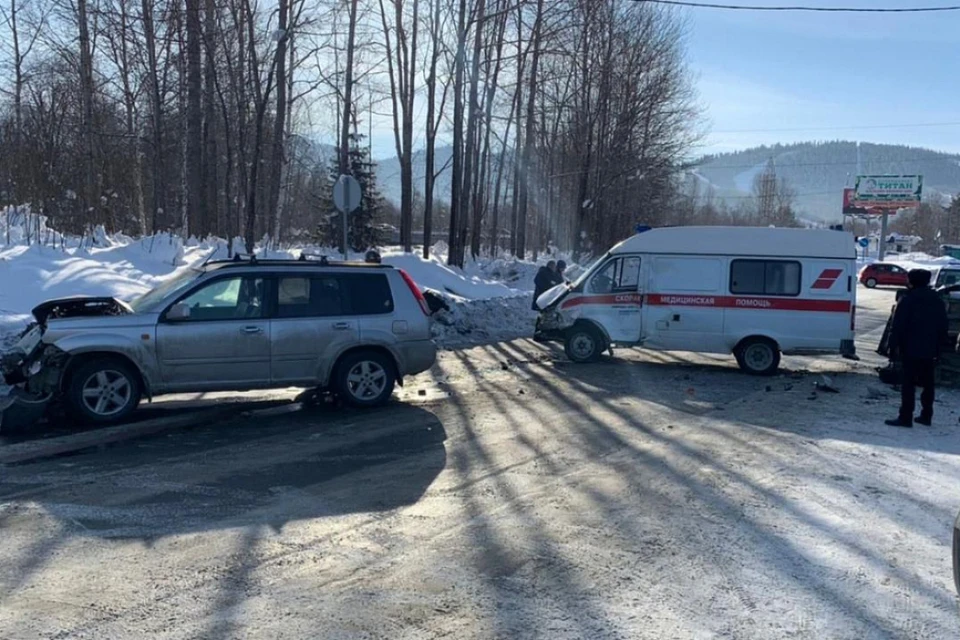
316,133 -> 384,252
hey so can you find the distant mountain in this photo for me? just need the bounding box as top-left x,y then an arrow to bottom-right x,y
691,141 -> 960,222
374,146 -> 455,207
369,141 -> 960,223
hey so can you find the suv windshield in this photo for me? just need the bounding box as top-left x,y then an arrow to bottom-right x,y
937,269 -> 960,288
128,269 -> 203,313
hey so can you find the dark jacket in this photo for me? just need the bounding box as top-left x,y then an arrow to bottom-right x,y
890,286 -> 949,360
532,267 -> 557,310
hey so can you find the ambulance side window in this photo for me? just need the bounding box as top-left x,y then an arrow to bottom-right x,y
730,259 -> 801,296
619,257 -> 641,290
589,256 -> 641,294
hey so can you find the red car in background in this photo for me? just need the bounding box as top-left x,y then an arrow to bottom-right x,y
859,262 -> 909,288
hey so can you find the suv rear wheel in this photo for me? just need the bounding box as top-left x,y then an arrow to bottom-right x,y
67,357 -> 142,424
336,351 -> 396,407
864,277 -> 877,288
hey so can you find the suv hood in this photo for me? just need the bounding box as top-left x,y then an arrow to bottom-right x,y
31,296 -> 133,326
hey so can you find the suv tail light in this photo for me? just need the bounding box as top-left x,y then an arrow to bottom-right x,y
399,269 -> 430,316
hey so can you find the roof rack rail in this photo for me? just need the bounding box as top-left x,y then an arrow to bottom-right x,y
232,252 -> 258,262
297,250 -> 330,265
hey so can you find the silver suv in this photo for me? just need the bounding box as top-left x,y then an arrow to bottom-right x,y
0,257 -> 436,427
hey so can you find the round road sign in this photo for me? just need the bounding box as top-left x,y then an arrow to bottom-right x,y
333,174 -> 362,214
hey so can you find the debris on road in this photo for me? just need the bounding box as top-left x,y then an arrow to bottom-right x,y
814,375 -> 840,393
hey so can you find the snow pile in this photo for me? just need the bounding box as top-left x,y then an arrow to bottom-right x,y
385,253 -> 525,299
464,253 -> 588,290
889,252 -> 960,267
430,295 -> 537,348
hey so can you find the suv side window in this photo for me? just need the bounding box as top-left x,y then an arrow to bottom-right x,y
177,276 -> 265,320
342,273 -> 394,315
276,275 -> 345,318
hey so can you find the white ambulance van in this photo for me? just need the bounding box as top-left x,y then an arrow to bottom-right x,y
534,226 -> 858,374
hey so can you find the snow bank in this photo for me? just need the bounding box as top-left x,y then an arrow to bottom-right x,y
0,238 -> 197,317
430,295 -> 538,348
385,253 -> 525,300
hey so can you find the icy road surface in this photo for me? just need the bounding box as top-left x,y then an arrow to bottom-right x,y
1,285 -> 958,639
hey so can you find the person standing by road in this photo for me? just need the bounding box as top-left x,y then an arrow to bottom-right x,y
556,260 -> 568,285
885,268 -> 949,428
532,260 -> 558,310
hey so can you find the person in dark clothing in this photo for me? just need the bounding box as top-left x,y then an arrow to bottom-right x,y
532,261 -> 558,310
885,268 -> 950,427
556,260 -> 567,285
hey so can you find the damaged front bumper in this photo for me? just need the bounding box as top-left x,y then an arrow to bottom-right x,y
1,326 -> 64,432
533,311 -> 568,343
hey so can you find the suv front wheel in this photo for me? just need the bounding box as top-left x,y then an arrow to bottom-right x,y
336,351 -> 396,407
67,357 -> 142,424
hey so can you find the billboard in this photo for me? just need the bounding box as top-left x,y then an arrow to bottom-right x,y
853,175 -> 922,210
842,188 -> 871,215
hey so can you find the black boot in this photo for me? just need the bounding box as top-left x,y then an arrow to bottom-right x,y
915,415 -> 932,426
885,417 -> 913,428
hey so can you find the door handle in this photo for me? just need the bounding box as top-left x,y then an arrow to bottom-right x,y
240,326 -> 263,334
332,321 -> 352,330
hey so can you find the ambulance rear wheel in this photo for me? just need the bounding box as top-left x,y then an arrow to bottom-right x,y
565,325 -> 604,363
736,337 -> 780,376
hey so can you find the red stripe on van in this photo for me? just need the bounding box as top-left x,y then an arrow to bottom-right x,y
646,294 -> 850,313
561,293 -> 850,312
811,268 -> 843,290
560,293 -> 644,309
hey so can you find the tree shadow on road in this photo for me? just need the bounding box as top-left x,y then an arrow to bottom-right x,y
0,402 -> 448,542
478,340 -> 958,638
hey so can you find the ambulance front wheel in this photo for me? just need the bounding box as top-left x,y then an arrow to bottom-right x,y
736,337 -> 781,376
565,324 -> 605,363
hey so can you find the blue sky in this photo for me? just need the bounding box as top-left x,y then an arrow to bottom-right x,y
684,0 -> 960,155
361,1 -> 960,160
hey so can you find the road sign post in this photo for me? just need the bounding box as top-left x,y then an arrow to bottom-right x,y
333,174 -> 362,260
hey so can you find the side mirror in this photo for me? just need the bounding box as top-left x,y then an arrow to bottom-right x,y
166,302 -> 191,321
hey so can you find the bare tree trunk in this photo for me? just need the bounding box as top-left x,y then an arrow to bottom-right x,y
422,0 -> 445,259
340,0 -> 359,177
240,0 -> 281,253
461,0 -> 485,260
489,107 -> 515,255
106,0 -> 148,236
403,0 -> 419,253
378,0 -> 417,253
471,7 -> 507,258
185,0 -> 203,236
268,0 -> 290,243
142,0 -> 165,231
447,0 -> 467,267
203,0 -> 219,236
508,6 -> 524,255
77,0 -> 97,228
516,0 -> 544,259
9,0 -> 22,138
274,33 -> 296,245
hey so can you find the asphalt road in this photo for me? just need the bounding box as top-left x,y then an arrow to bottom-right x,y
2,285 -> 959,639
